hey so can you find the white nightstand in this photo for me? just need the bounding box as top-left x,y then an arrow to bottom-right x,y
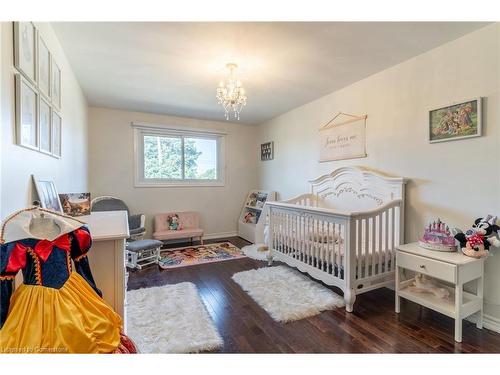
395,243 -> 484,342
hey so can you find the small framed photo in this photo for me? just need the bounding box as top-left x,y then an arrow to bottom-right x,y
14,22 -> 37,84
37,32 -> 51,99
51,110 -> 62,158
429,98 -> 482,143
32,176 -> 63,212
39,97 -> 51,154
261,141 -> 274,161
59,193 -> 91,217
51,59 -> 61,110
15,74 -> 38,150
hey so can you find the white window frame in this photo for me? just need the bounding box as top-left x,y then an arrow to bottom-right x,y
132,122 -> 226,187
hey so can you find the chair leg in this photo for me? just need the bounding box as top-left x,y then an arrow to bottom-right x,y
200,236 -> 204,245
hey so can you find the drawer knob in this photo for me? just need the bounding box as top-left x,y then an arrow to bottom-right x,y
419,265 -> 426,269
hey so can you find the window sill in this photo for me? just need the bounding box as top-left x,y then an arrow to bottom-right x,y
134,181 -> 225,188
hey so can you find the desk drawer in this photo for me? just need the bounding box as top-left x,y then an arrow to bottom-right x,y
397,251 -> 456,283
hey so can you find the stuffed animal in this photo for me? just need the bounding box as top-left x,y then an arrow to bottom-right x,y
454,215 -> 500,258
167,214 -> 182,231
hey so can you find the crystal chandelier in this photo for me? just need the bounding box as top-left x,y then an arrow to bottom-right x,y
216,63 -> 247,120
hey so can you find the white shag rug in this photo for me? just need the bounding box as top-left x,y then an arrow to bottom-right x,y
232,266 -> 344,323
126,282 -> 223,353
241,243 -> 271,261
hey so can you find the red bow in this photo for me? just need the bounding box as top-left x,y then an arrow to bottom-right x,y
5,234 -> 71,272
34,234 -> 71,262
467,233 -> 484,248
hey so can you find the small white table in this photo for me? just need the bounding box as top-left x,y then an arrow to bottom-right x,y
395,243 -> 484,342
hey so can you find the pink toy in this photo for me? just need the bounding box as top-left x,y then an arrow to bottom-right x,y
419,218 -> 457,252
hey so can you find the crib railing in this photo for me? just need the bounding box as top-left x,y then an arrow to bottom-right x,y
266,199 -> 403,287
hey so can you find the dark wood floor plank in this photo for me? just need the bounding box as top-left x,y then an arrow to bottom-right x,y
127,236 -> 500,353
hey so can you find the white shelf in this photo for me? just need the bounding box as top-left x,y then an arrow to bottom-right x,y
238,189 -> 276,243
399,284 -> 481,319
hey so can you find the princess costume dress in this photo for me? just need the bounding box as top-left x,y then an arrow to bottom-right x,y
0,207 -> 136,353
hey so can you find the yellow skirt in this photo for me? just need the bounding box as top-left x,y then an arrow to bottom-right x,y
0,272 -> 122,353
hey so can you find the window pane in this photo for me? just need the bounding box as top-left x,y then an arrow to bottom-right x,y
184,137 -> 217,180
143,135 -> 182,179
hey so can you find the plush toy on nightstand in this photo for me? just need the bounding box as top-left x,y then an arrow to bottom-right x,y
454,215 -> 500,258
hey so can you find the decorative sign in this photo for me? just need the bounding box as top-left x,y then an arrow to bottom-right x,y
261,141 -> 274,161
319,112 -> 367,162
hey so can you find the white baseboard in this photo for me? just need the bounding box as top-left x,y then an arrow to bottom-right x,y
466,313 -> 500,334
202,231 -> 239,240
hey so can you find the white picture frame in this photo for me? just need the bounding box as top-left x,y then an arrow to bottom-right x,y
13,22 -> 37,84
428,97 -> 482,143
15,74 -> 39,150
39,97 -> 52,154
51,110 -> 62,158
32,175 -> 63,212
37,32 -> 51,99
51,59 -> 61,110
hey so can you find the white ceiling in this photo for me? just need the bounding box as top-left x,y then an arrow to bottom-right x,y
52,22 -> 488,124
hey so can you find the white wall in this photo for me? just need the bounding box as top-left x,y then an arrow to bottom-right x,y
88,107 -> 258,238
257,24 -> 500,320
0,22 -> 89,218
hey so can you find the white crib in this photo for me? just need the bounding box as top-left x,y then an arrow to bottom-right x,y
264,166 -> 407,312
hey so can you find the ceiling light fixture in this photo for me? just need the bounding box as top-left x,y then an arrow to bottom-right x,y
216,63 -> 247,121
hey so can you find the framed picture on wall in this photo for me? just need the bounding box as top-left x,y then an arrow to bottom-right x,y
37,32 -> 51,99
429,98 -> 482,143
32,176 -> 63,212
15,74 -> 39,150
51,110 -> 62,158
261,141 -> 274,161
51,59 -> 62,110
13,22 -> 37,84
39,97 -> 52,154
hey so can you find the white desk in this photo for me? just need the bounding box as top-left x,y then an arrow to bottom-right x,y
395,243 -> 484,342
80,211 -> 129,321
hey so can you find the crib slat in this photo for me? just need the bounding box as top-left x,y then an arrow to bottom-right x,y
371,216 -> 377,277
378,213 -> 383,275
390,207 -> 396,271
384,210 -> 390,272
357,219 -> 362,279
364,218 -> 369,279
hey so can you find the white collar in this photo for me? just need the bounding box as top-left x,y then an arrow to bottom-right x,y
1,207 -> 85,244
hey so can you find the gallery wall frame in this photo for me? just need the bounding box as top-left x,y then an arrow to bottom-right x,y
15,73 -> 39,151
37,31 -> 51,100
14,22 -> 37,84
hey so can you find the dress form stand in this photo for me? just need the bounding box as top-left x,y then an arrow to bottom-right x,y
29,212 -> 62,239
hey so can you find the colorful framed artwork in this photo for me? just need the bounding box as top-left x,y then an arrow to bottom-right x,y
39,96 -> 52,154
59,193 -> 91,217
15,74 -> 39,150
37,32 -> 51,99
51,110 -> 62,158
13,22 -> 37,84
429,98 -> 482,143
51,59 -> 62,110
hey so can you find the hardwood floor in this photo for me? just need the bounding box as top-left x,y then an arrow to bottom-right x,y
127,237 -> 500,353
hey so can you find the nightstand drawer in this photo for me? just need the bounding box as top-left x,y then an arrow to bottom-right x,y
397,251 -> 456,283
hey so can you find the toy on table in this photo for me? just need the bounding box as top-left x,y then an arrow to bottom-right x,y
408,274 -> 450,299
419,218 -> 457,252
453,215 -> 500,258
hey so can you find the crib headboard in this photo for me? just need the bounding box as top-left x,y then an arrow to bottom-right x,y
309,166 -> 406,211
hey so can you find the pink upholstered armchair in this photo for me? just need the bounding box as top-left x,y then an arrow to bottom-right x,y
153,212 -> 204,244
